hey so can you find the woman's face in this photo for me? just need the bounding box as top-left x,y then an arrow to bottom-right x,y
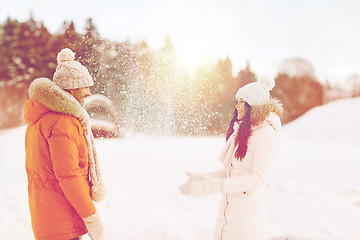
236,98 -> 247,120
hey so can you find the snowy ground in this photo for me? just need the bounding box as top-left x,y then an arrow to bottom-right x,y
1,97 -> 360,240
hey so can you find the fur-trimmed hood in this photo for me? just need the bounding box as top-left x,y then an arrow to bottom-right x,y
27,77 -> 86,120
250,97 -> 283,132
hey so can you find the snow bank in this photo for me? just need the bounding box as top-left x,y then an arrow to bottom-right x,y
281,97 -> 360,145
0,97 -> 359,239
267,97 -> 360,239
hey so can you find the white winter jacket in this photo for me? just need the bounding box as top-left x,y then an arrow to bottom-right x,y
214,99 -> 282,240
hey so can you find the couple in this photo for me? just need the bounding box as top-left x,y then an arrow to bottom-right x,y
24,48 -> 282,240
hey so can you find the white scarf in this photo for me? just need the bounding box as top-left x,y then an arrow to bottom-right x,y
78,108 -> 106,202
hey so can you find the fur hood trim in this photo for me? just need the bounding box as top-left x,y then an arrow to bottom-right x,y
250,97 -> 283,128
29,77 -> 84,118
28,77 -> 105,202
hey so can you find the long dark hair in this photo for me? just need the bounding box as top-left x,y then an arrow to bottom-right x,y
226,103 -> 252,160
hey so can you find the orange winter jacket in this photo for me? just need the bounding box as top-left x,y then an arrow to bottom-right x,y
24,98 -> 96,240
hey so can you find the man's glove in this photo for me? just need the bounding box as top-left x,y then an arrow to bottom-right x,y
82,211 -> 103,240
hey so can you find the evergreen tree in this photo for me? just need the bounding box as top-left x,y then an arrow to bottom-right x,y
236,61 -> 256,88
0,18 -> 20,81
63,21 -> 81,51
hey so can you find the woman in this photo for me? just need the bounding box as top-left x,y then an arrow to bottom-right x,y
180,77 -> 283,240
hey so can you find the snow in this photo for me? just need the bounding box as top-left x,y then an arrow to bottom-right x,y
1,97 -> 360,240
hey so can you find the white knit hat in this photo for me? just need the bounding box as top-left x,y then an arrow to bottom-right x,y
53,48 -> 94,89
235,77 -> 275,106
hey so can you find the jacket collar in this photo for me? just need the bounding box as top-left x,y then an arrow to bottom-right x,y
28,77 -> 86,119
252,112 -> 281,132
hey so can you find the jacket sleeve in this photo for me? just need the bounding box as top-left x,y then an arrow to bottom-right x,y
223,127 -> 279,194
205,168 -> 227,178
48,116 -> 96,218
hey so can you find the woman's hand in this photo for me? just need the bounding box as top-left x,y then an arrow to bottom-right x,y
179,171 -> 204,196
180,172 -> 223,198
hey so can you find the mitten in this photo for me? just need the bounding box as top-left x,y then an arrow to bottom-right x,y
83,211 -> 103,240
179,171 -> 205,195
188,176 -> 224,198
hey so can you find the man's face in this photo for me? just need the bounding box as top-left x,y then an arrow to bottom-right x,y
69,87 -> 91,106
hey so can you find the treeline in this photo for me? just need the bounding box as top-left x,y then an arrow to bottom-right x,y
0,16 -> 326,134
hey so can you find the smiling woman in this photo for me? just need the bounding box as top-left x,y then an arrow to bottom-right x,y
180,77 -> 283,240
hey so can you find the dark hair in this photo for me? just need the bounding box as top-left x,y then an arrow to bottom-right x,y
226,103 -> 252,160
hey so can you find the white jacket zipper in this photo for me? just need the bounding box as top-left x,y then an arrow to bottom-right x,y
220,164 -> 233,240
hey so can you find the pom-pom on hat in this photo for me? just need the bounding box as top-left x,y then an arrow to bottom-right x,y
235,77 -> 275,106
53,48 -> 94,89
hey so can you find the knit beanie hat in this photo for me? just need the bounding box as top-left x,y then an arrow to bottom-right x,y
53,48 -> 94,89
235,77 -> 275,106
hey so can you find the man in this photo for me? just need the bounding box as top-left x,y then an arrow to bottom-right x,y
24,48 -> 105,240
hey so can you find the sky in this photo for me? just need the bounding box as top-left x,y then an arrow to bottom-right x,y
1,0 -> 360,84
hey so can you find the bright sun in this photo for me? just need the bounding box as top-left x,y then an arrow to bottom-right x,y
171,29 -> 223,72
175,42 -> 208,71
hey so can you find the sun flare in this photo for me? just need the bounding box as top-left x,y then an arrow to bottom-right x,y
171,26 -> 223,73
175,43 -> 209,71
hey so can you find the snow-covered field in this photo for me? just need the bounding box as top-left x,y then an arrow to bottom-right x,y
1,97 -> 360,240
